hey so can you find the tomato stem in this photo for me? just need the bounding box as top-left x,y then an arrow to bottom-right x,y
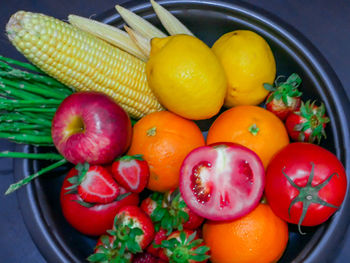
282,162 -> 339,234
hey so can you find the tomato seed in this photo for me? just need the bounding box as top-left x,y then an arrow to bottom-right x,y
191,161 -> 212,203
239,160 -> 254,184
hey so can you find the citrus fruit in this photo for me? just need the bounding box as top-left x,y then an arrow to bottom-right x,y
206,105 -> 289,168
127,111 -> 205,192
202,203 -> 289,263
146,34 -> 227,120
212,30 -> 276,107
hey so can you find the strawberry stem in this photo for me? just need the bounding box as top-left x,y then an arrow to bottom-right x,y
294,100 -> 329,144
265,73 -> 302,105
161,231 -> 210,263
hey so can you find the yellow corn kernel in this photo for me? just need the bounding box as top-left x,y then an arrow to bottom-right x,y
6,11 -> 164,119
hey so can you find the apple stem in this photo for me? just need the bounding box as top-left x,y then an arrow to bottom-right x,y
5,158 -> 68,195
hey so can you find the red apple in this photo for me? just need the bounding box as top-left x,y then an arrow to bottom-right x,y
52,92 -> 132,165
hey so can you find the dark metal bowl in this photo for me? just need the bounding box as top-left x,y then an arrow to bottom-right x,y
14,0 -> 350,262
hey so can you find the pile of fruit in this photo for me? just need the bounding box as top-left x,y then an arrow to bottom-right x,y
1,1 -> 348,263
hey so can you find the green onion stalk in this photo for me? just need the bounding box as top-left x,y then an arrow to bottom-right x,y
0,55 -> 74,194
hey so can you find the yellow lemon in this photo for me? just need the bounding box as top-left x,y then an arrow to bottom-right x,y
146,35 -> 227,120
212,30 -> 276,107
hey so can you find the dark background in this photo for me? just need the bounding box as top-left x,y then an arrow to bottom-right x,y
0,0 -> 350,262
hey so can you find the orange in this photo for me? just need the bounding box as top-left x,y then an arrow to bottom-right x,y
128,111 -> 205,192
206,105 -> 289,168
202,203 -> 289,263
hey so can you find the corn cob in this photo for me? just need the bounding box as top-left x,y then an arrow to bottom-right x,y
6,11 -> 164,119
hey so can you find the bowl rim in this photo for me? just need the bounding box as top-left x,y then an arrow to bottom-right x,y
14,1 -> 350,262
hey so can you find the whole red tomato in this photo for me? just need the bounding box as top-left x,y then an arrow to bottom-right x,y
60,167 -> 139,236
265,142 -> 347,233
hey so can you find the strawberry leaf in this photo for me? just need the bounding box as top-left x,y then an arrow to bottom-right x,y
116,154 -> 144,161
180,231 -> 187,244
187,239 -> 203,249
187,231 -> 197,243
161,239 -> 178,249
263,83 -> 275,92
266,73 -> 302,106
67,176 -> 79,184
100,235 -> 110,246
190,254 -> 211,261
192,245 -> 210,254
151,206 -> 167,222
150,192 -> 164,201
87,253 -> 108,262
73,200 -> 95,208
115,192 -> 131,202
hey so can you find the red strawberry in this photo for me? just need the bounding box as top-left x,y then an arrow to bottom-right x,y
65,163 -> 120,204
132,253 -> 167,263
264,73 -> 302,120
141,195 -> 160,216
112,155 -> 150,193
146,228 -> 168,258
159,230 -> 210,263
87,235 -> 133,263
285,100 -> 329,144
111,205 -> 155,251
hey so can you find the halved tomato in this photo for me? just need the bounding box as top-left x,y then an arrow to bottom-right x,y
179,142 -> 265,221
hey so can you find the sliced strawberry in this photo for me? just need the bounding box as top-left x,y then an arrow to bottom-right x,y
110,205 -> 155,252
264,73 -> 302,120
112,155 -> 150,193
65,163 -> 120,204
76,165 -> 120,204
285,100 -> 329,144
